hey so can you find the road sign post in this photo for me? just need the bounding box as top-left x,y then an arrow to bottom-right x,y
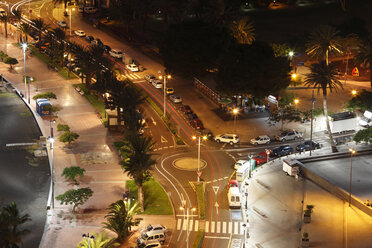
265,149 -> 270,163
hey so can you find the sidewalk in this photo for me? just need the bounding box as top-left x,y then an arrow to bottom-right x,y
0,33 -> 174,247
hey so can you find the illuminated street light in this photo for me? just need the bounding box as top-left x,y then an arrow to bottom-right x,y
288,51 -> 294,58
192,135 -> 207,184
66,7 -> 75,78
159,74 -> 171,117
291,73 -> 297,80
351,90 -> 357,96
294,98 -> 299,111
232,108 -> 239,132
348,148 -> 356,207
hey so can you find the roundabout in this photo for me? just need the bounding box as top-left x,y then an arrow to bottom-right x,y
172,157 -> 207,171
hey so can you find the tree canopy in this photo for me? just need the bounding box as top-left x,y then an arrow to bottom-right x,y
56,187 -> 93,213
347,90 -> 372,111
353,127 -> 372,144
216,42 -> 291,97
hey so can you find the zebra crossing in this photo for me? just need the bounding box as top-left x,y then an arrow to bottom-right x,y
119,72 -> 144,81
176,219 -> 248,235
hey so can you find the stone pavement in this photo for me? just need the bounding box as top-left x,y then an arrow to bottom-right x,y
0,32 -> 176,247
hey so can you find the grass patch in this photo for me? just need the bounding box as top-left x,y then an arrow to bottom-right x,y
192,230 -> 205,248
125,178 -> 173,215
196,183 -> 205,220
73,84 -> 107,123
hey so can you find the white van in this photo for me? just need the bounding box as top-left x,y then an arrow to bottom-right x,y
236,163 -> 250,182
109,49 -> 123,59
228,187 -> 241,209
137,229 -> 165,246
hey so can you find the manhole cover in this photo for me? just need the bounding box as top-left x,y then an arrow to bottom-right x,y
173,157 -> 207,171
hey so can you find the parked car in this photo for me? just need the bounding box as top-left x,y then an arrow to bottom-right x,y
145,74 -> 156,82
78,7 -> 84,12
272,145 -> 293,157
169,95 -> 182,103
138,241 -> 162,248
151,80 -> 163,88
276,130 -> 303,142
190,119 -> 204,130
126,64 -> 139,72
85,35 -> 94,42
186,112 -> 198,121
141,224 -> 168,236
91,38 -> 103,46
214,134 -> 239,145
165,88 -> 174,95
296,140 -> 321,152
84,6 -> 97,13
253,152 -> 268,165
137,230 -> 165,246
103,45 -> 111,54
109,49 -> 123,59
234,160 -> 249,170
250,135 -> 270,145
181,105 -> 192,114
74,30 -> 86,37
57,20 -> 67,28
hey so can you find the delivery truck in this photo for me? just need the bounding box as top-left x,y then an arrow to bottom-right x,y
359,110 -> 372,127
328,112 -> 357,133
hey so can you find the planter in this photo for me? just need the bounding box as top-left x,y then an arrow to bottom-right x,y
301,238 -> 309,247
303,214 -> 311,223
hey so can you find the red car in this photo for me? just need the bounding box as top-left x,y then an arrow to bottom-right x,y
190,119 -> 204,130
253,152 -> 269,165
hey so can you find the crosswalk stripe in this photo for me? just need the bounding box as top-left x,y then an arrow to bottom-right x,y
182,220 -> 187,231
240,222 -> 245,235
194,220 -> 199,231
189,220 -> 193,231
205,221 -> 209,233
234,222 -> 239,234
211,221 -> 215,233
216,221 -> 221,233
228,222 -> 232,233
223,222 -> 227,233
177,219 -> 182,230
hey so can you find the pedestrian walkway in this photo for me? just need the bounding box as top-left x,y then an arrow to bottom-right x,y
175,219 -> 247,235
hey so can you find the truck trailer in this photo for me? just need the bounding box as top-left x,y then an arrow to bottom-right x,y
328,112 -> 357,133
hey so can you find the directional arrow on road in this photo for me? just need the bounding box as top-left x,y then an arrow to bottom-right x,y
151,117 -> 157,126
215,202 -> 219,215
212,186 -> 219,196
161,136 -> 168,143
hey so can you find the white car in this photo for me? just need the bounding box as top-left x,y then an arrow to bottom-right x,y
214,134 -> 239,145
169,95 -> 182,103
141,224 -> 168,236
234,160 -> 249,170
74,30 -> 86,37
109,49 -> 123,59
152,80 -> 162,89
57,21 -> 67,28
144,74 -> 156,82
126,64 -> 139,72
250,135 -> 271,145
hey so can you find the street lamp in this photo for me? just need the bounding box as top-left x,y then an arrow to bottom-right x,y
309,90 -> 316,156
242,223 -> 247,248
288,51 -> 296,72
348,148 -> 356,207
22,43 -> 29,103
82,233 -> 95,247
159,74 -> 171,118
294,98 -> 299,112
180,206 -> 196,248
351,90 -> 357,96
291,73 -> 297,80
232,108 -> 239,133
192,135 -> 207,184
49,119 -> 55,208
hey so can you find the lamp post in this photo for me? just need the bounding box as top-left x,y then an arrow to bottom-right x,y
294,98 -> 299,112
349,148 -> 356,207
309,90 -> 316,156
232,108 -> 239,133
82,233 -> 95,247
180,206 -> 196,248
192,135 -> 207,184
159,75 -> 171,118
289,51 -> 296,72
49,119 -> 55,209
22,43 -> 29,103
242,223 -> 247,248
66,7 -> 75,78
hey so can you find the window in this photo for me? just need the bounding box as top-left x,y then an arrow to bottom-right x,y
236,196 -> 240,201
231,196 -> 235,201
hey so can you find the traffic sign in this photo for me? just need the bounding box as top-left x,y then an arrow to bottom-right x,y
197,171 -> 202,178
265,149 -> 270,155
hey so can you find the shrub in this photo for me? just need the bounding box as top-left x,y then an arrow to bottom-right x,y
196,183 -> 205,219
59,131 -> 79,145
33,92 -> 57,100
57,124 -> 70,132
3,57 -> 18,68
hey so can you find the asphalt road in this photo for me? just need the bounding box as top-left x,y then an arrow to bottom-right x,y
0,87 -> 49,248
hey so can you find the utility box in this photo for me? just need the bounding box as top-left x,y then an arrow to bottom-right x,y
282,158 -> 299,177
36,98 -> 52,116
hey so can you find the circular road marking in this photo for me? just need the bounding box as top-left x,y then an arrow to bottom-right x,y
173,157 -> 207,171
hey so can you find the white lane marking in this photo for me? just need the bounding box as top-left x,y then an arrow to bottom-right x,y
194,220 -> 199,231
234,222 -> 239,234
223,221 -> 227,233
161,136 -> 168,143
177,219 -> 182,230
204,236 -> 230,239
228,222 -> 232,233
189,220 -> 193,232
182,220 -> 187,231
205,221 -> 209,233
216,221 -> 221,233
211,221 -> 215,233
240,222 -> 245,235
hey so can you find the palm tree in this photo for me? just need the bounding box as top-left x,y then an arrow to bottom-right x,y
121,135 -> 156,211
102,200 -> 141,243
88,45 -> 113,81
0,202 -> 31,248
304,61 -> 343,153
229,17 -> 255,45
12,10 -> 23,43
77,231 -> 118,248
50,27 -> 66,66
355,37 -> 372,88
18,23 -> 32,43
31,18 -> 49,45
306,25 -> 343,65
0,14 -> 8,38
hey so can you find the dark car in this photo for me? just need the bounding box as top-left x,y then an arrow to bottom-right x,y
103,45 -> 111,54
190,119 -> 204,130
187,112 -> 198,121
181,105 -> 192,114
272,145 -> 293,157
85,35 -> 94,42
296,140 -> 321,152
